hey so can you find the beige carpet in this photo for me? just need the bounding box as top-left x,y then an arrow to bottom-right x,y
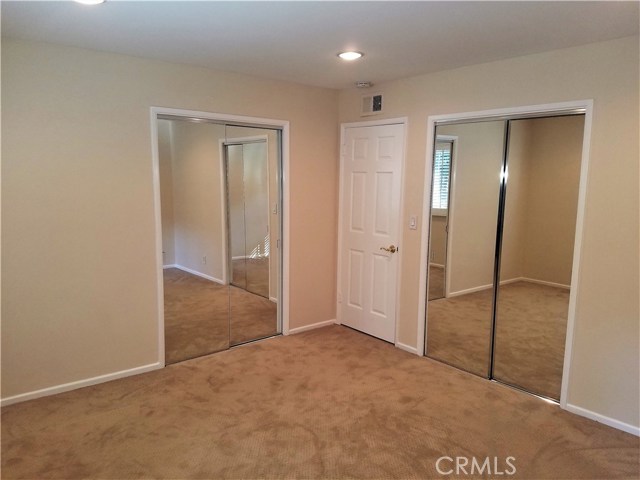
428,265 -> 445,300
164,268 -> 230,364
164,268 -> 277,365
2,326 -> 638,479
232,257 -> 270,298
426,280 -> 568,399
492,282 -> 568,399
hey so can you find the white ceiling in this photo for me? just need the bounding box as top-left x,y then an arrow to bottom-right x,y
2,1 -> 638,90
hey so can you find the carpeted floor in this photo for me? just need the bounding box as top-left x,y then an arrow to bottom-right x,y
164,268 -> 277,364
2,325 -> 637,479
426,281 -> 568,399
428,265 -> 445,300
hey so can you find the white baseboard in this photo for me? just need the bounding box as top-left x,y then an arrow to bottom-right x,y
288,319 -> 336,335
396,341 -> 420,356
269,296 -> 278,303
447,276 -> 555,298
522,277 -> 570,290
172,265 -> 224,285
163,264 -> 177,269
565,403 -> 640,436
449,283 -> 493,297
500,277 -> 523,286
1,362 -> 163,407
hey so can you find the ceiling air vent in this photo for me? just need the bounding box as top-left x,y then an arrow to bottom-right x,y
361,93 -> 383,116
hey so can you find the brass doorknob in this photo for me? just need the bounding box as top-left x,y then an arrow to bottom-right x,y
380,245 -> 398,253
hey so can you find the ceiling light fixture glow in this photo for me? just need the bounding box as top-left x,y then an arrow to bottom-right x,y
338,51 -> 364,61
74,0 -> 106,5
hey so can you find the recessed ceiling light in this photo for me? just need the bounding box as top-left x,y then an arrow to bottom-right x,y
74,0 -> 106,5
338,51 -> 364,61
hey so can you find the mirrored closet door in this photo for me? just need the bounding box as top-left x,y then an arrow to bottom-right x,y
492,115 -> 583,399
225,125 -> 280,346
426,120 -> 506,377
425,113 -> 584,401
157,116 -> 281,365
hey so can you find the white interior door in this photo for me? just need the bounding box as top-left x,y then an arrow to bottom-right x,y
339,123 -> 405,342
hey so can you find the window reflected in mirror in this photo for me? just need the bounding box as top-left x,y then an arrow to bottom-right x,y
429,140 -> 452,301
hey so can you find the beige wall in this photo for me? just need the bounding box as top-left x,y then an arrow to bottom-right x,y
167,120 -> 226,281
520,116 -> 583,286
500,120 -> 529,283
1,39 -> 338,399
339,36 -> 639,428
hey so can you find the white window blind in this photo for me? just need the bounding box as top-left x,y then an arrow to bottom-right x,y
432,141 -> 452,211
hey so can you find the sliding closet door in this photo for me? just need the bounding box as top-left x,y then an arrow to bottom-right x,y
425,121 -> 506,377
225,125 -> 280,346
492,115 -> 584,400
158,118 -> 230,364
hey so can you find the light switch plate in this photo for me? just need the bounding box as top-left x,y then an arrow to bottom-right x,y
409,215 -> 418,230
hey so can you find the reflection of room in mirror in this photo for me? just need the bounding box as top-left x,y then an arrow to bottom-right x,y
226,140 -> 271,300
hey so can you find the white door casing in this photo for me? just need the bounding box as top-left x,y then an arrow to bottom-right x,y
338,122 -> 405,343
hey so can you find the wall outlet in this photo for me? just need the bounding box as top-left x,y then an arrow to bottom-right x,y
202,255 -> 207,265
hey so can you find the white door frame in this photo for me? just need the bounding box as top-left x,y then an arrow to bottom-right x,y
336,117 -> 408,346
417,100 -> 594,410
150,106 -> 290,367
